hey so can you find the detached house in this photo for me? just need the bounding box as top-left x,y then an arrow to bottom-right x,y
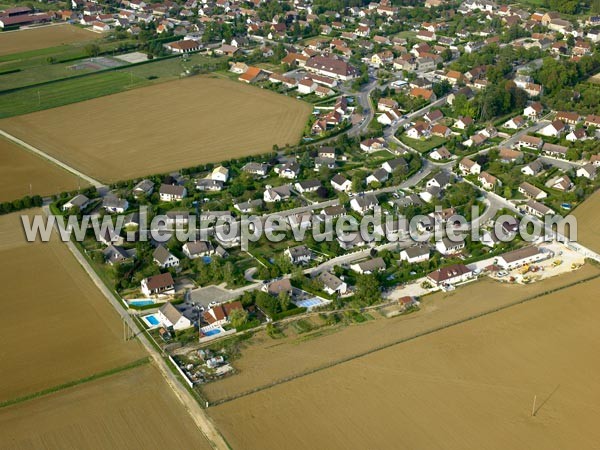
459,158 -> 481,175
351,257 -> 386,274
159,184 -> 186,202
157,303 -> 192,331
478,172 -> 501,190
524,199 -> 555,218
519,182 -> 547,200
400,245 -> 430,264
331,174 -> 352,192
427,264 -> 473,286
318,272 -> 347,295
521,159 -> 544,177
182,241 -> 213,259
540,120 -> 566,137
577,163 -> 597,180
285,245 -> 312,264
62,194 -> 90,212
350,194 -> 378,215
141,272 -> 175,297
153,245 -> 179,268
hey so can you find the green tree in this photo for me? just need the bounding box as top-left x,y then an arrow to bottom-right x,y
229,308 -> 249,329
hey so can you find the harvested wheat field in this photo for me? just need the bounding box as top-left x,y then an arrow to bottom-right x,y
572,190 -> 600,252
0,211 -> 143,402
210,274 -> 600,450
0,136 -> 84,202
0,25 -> 97,57
1,76 -> 312,182
0,363 -> 213,449
202,265 -> 598,402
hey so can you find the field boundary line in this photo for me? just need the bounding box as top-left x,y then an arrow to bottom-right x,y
0,357 -> 149,409
0,129 -> 103,188
208,273 -> 600,406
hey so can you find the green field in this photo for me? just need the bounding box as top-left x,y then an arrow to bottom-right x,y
400,135 -> 447,153
0,53 -> 229,118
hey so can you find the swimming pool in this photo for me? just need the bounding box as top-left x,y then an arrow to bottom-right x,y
202,256 -> 212,264
129,299 -> 155,307
142,314 -> 161,328
294,297 -> 330,309
203,328 -> 221,336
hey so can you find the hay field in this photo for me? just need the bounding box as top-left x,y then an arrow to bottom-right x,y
572,190 -> 600,252
0,137 -> 84,202
0,25 -> 97,57
202,265 -> 598,402
0,211 -> 144,402
1,76 -> 312,182
210,274 -> 600,450
0,364 -> 213,450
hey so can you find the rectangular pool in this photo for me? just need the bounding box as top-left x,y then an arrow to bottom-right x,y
203,328 -> 221,336
129,299 -> 155,307
294,297 -> 330,310
142,314 -> 161,328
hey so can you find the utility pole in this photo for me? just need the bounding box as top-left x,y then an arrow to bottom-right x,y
531,395 -> 537,417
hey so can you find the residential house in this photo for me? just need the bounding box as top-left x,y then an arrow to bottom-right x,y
436,237 -> 466,256
102,195 -> 129,214
454,117 -> 473,130
159,184 -> 186,202
566,129 -> 587,142
360,137 -> 386,152
478,171 -> 501,190
350,194 -> 378,214
542,143 -> 568,159
133,179 -> 154,197
295,179 -> 321,193
577,163 -> 597,180
551,175 -> 573,191
153,245 -> 179,268
242,162 -> 269,176
540,120 -> 566,137
516,135 -> 543,150
62,194 -> 89,212
503,116 -> 526,129
276,161 -> 300,179
285,245 -> 312,264
141,272 -> 175,297
182,241 -> 213,259
265,278 -> 292,296
103,245 -> 135,265
523,102 -> 543,120
400,245 -> 430,264
524,199 -> 555,218
427,264 -> 473,286
521,159 -> 544,177
202,301 -> 244,330
318,272 -> 347,295
264,185 -> 292,202
430,146 -> 452,161
519,182 -> 547,200
331,174 -> 352,192
459,158 -> 481,175
234,199 -> 263,213
350,257 -> 386,274
366,168 -> 389,185
157,302 -> 192,330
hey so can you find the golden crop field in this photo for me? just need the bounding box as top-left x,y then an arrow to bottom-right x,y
0,364 -> 213,449
0,211 -> 144,402
571,190 -> 600,252
0,136 -> 84,202
0,24 -> 98,57
202,265 -> 598,402
210,274 -> 600,450
1,76 -> 312,182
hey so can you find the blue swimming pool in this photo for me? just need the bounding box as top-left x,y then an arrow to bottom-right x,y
204,328 -> 221,336
203,256 -> 212,264
146,315 -> 160,326
129,299 -> 155,307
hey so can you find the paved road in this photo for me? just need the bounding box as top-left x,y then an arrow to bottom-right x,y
1,129 -> 104,189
